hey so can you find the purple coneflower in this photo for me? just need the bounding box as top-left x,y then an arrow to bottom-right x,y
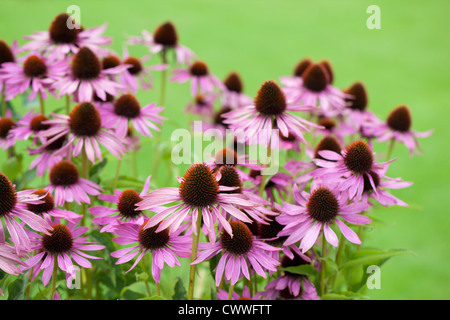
130,22 -> 195,65
185,92 -> 219,117
311,140 -> 391,200
263,252 -> 319,300
10,110 -> 51,143
39,102 -> 126,164
21,13 -> 111,61
22,217 -> 105,286
0,172 -> 52,253
221,72 -> 252,109
0,242 -> 28,275
0,111 -> 17,150
372,105 -> 433,156
192,220 -> 280,286
0,40 -> 19,92
45,160 -> 102,207
277,184 -> 370,253
53,46 -> 127,102
90,176 -> 156,232
99,93 -> 165,138
117,47 -> 168,93
28,133 -> 67,177
282,62 -> 348,117
110,220 -> 191,282
137,163 -> 261,238
171,60 -> 224,97
222,80 -> 319,147
0,52 -> 66,102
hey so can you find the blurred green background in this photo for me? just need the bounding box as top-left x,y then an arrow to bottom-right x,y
1,0 -> 449,299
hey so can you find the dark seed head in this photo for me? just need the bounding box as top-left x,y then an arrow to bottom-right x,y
215,148 -> 238,166
0,173 -> 17,218
363,171 -> 380,193
345,82 -> 368,111
23,55 -> 47,78
307,187 -> 339,223
386,105 -> 412,133
114,94 -> 141,119
343,140 -> 374,174
44,134 -> 67,151
0,40 -> 15,66
117,189 -> 143,220
189,61 -> 209,77
293,58 -> 313,77
317,116 -> 336,131
179,163 -> 219,207
218,165 -> 242,194
71,47 -> 101,80
49,160 -> 79,186
318,60 -> 334,84
102,55 -> 121,70
314,136 -> 341,161
153,22 -> 178,47
220,221 -> 253,255
213,106 -> 232,127
30,115 -> 50,132
123,57 -> 143,75
0,118 -> 16,139
49,13 -> 79,44
302,64 -> 329,92
27,189 -> 54,215
138,222 -> 170,250
69,102 -> 101,137
254,80 -> 287,116
258,209 -> 286,246
224,72 -> 243,93
281,252 -> 310,278
42,224 -> 73,254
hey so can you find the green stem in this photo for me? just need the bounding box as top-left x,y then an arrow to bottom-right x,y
187,209 -> 203,300
385,138 -> 395,161
320,232 -> 327,297
38,91 -> 45,115
113,158 -> 122,191
66,94 -> 71,114
227,284 -> 235,300
49,255 -> 59,300
142,256 -> 152,297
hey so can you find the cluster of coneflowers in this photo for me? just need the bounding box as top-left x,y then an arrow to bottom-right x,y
0,13 -> 432,300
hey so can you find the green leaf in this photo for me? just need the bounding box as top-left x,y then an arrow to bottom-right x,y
139,295 -> 167,300
279,264 -> 318,277
172,277 -> 186,300
340,249 -> 412,270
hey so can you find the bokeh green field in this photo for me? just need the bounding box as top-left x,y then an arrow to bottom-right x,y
1,0 -> 449,299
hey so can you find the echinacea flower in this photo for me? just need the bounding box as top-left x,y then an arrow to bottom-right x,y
53,46 -> 127,102
39,102 -> 126,164
371,105 -> 433,156
118,47 -> 168,93
277,184 -> 370,253
23,189 -> 82,223
21,13 -> 111,61
171,60 -> 224,97
279,57 -> 313,89
185,92 -> 219,117
130,22 -> 195,65
137,163 -> 262,238
192,220 -> 280,286
223,80 -> 320,147
311,140 -> 391,200
248,169 -> 293,204
263,252 -> 319,300
0,39 -> 19,92
0,172 -> 52,253
0,242 -> 28,275
282,62 -> 348,117
0,111 -> 17,150
99,93 -> 165,138
45,160 -> 102,207
1,52 -> 66,101
22,217 -> 105,286
221,71 -> 252,109
90,176 -> 158,232
28,133 -> 66,177
110,220 -> 191,282
10,110 -> 51,143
